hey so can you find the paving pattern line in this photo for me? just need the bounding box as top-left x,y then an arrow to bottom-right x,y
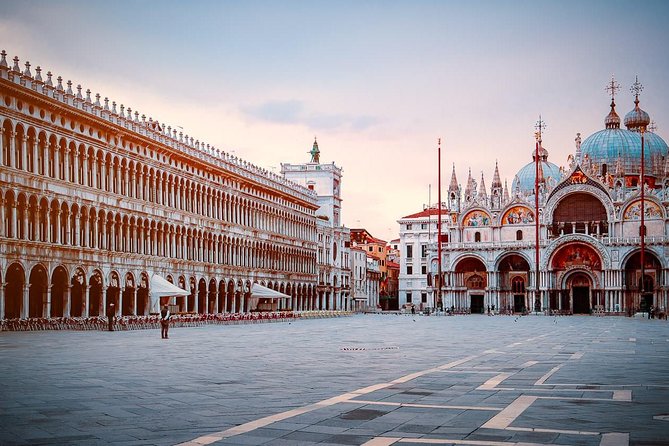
344,399 -> 504,411
505,426 -> 600,435
477,372 -> 512,390
534,364 -> 564,385
481,395 -> 537,429
362,437 -> 574,446
174,354 -> 482,445
599,432 -> 629,446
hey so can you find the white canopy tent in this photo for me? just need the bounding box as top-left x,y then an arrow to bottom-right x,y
149,274 -> 190,313
249,283 -> 291,311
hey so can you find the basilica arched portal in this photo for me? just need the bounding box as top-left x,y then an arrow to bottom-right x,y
550,242 -> 602,314
453,256 -> 487,313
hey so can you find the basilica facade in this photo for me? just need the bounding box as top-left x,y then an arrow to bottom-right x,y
0,50 -> 321,320
399,80 -> 669,315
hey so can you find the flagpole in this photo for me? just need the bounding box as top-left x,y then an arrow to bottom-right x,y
535,136 -> 540,314
534,116 -> 545,314
437,138 -> 443,311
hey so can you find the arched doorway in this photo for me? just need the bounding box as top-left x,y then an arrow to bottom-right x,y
226,280 -> 235,313
550,243 -> 602,315
454,257 -> 487,313
106,272 -> 120,316
89,271 -> 103,317
218,280 -> 226,313
29,265 -> 48,318
70,269 -> 86,317
177,276 -> 187,312
6,263 -> 26,319
137,273 -> 149,315
197,278 -> 207,314
497,254 -> 530,314
624,251 -> 661,314
187,277 -> 196,313
51,266 -> 68,317
566,272 -> 592,314
122,273 -> 135,316
208,279 -> 217,313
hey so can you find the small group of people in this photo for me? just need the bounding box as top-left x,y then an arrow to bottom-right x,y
487,304 -> 496,316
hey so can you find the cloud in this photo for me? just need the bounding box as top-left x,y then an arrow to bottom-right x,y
242,100 -> 379,131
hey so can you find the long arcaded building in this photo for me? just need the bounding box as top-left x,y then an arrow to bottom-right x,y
0,50 -> 321,320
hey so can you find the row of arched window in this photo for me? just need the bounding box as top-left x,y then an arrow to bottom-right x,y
0,117 -> 316,242
1,189 -> 316,274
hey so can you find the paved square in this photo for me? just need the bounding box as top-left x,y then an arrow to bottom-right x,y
1,314 -> 668,445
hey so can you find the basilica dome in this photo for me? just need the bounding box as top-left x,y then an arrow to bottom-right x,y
580,97 -> 668,176
512,146 -> 562,194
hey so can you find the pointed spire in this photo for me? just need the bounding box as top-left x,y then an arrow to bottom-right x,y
464,168 -> 476,200
492,161 -> 502,188
478,172 -> 487,199
448,163 -> 458,192
503,179 -> 510,202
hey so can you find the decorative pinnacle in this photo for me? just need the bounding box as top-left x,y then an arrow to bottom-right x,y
631,75 -> 643,102
648,120 -> 657,133
605,75 -> 620,101
535,115 -> 546,142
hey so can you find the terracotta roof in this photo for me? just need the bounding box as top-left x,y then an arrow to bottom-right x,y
402,208 -> 449,219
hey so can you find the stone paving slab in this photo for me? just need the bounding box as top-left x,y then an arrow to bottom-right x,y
1,314 -> 669,445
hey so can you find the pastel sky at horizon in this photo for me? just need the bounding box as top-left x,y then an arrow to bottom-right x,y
2,0 -> 668,241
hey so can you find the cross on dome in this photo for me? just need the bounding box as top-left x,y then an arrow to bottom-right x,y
605,75 -> 620,101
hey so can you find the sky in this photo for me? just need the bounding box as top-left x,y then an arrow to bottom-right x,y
1,0 -> 668,241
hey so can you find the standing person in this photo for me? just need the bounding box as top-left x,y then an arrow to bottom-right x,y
160,304 -> 171,339
107,302 -> 115,332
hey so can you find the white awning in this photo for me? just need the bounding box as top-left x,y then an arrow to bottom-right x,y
149,275 -> 190,312
251,283 -> 290,300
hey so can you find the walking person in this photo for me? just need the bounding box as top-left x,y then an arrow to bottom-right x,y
160,304 -> 171,339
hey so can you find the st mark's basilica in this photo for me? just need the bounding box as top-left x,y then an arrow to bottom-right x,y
398,77 -> 669,316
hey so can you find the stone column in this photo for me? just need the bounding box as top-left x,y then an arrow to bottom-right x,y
20,134 -> 28,171
92,156 -> 98,188
82,153 -> 89,186
72,148 -> 79,184
0,127 -> 4,167
63,145 -> 70,182
21,202 -> 28,240
83,285 -> 90,317
10,202 -> 17,239
31,136 -> 39,174
64,285 -> 71,317
0,197 -> 4,238
0,282 -> 5,320
21,284 -> 29,319
44,285 -> 52,317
